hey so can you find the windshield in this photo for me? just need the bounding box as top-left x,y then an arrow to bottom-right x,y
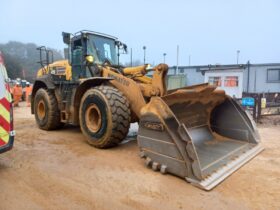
87,34 -> 117,65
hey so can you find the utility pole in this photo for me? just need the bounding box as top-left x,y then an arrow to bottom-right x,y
22,69 -> 26,79
130,48 -> 133,67
176,45 -> 179,74
143,46 -> 146,65
237,50 -> 240,64
188,55 -> 191,66
163,53 -> 167,63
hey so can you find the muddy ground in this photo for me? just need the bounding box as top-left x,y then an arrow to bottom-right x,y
0,103 -> 279,210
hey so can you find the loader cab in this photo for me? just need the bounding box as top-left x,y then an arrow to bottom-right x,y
63,31 -> 127,81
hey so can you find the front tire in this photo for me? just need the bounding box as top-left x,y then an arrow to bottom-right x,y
34,88 -> 63,130
79,86 -> 131,148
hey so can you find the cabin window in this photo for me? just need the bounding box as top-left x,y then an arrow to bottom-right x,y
267,69 -> 280,82
208,76 -> 221,86
224,76 -> 239,87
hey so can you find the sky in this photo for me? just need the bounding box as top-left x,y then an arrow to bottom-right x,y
0,0 -> 280,66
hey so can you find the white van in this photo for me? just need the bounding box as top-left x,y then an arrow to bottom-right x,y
0,52 -> 14,153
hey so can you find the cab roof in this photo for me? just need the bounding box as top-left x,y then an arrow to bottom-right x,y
74,30 -> 118,41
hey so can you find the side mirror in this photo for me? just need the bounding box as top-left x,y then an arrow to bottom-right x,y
62,32 -> 71,45
115,41 -> 128,54
86,55 -> 94,64
123,44 -> 128,54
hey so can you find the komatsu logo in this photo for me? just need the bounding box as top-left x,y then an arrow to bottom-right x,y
108,73 -> 130,86
141,121 -> 164,131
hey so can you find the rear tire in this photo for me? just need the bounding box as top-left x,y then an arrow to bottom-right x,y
79,85 -> 131,148
34,88 -> 63,130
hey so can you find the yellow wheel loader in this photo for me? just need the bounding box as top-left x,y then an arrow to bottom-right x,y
31,30 -> 263,190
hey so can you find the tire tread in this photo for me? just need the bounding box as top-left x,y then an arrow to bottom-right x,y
96,86 -> 131,148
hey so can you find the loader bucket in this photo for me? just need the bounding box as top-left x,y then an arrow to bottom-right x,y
138,84 -> 263,190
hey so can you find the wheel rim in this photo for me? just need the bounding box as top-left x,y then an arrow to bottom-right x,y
85,104 -> 102,133
37,100 -> 46,120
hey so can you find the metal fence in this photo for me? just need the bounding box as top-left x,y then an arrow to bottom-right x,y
238,92 -> 280,121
